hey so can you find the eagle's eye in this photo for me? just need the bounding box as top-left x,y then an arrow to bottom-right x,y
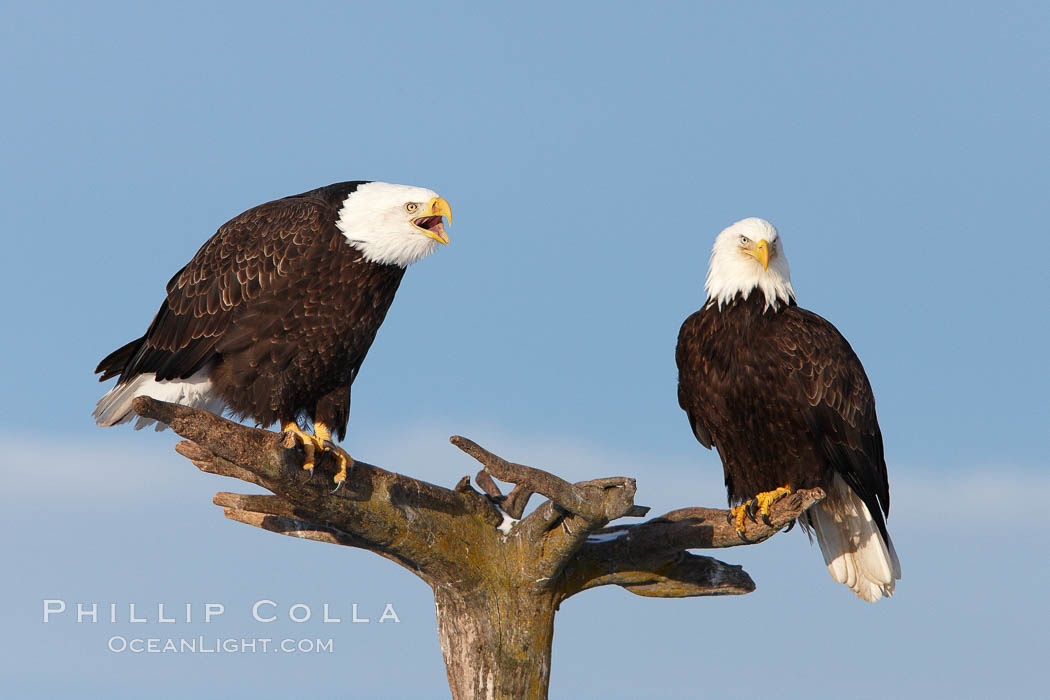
739,235 -> 750,246
405,202 -> 419,213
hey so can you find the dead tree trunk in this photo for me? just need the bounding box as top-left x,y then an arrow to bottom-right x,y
435,587 -> 557,698
133,397 -> 823,700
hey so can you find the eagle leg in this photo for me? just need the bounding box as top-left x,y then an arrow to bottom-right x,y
282,422 -> 317,473
728,504 -> 751,540
313,422 -> 356,490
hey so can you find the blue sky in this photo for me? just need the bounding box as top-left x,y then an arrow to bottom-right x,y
1,1 -> 1047,697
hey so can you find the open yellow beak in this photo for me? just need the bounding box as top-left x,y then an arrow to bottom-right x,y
752,239 -> 770,270
428,197 -> 452,225
415,196 -> 452,245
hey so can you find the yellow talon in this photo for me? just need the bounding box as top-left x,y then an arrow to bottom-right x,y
730,485 -> 793,537
755,486 -> 793,518
282,421 -> 355,485
282,421 -> 317,472
313,421 -> 355,487
331,450 -> 353,486
730,503 -> 748,535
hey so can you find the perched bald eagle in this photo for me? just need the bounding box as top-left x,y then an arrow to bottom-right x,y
676,218 -> 900,601
94,181 -> 451,486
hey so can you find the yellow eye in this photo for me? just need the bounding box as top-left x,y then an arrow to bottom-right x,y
405,202 -> 419,213
740,235 -> 750,245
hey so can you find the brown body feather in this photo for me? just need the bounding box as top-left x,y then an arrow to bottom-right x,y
95,182 -> 404,440
675,293 -> 891,543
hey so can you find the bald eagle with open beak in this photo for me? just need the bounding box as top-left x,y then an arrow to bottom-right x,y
676,218 -> 901,601
94,181 -> 451,488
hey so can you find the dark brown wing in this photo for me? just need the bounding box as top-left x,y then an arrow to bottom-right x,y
776,308 -> 891,524
95,192 -> 333,384
675,310 -> 714,449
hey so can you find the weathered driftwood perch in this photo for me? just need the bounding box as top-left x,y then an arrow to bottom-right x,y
133,396 -> 824,700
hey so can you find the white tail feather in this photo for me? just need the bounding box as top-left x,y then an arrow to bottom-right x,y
806,474 -> 901,602
93,370 -> 224,431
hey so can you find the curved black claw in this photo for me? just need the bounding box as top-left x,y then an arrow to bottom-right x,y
744,499 -> 759,524
726,508 -> 735,526
321,439 -> 354,495
284,430 -> 318,483
782,518 -> 796,533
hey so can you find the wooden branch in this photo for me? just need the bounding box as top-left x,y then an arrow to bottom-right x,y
145,398 -> 816,594
175,440 -> 264,486
451,436 -> 636,522
558,488 -> 824,599
134,397 -> 503,586
209,491 -> 431,572
626,488 -> 825,550
502,484 -> 535,519
222,508 -> 355,547
134,397 -> 822,699
450,435 -> 658,587
570,551 -> 755,598
450,436 -> 649,531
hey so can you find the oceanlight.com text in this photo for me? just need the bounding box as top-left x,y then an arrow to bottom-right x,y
107,636 -> 334,654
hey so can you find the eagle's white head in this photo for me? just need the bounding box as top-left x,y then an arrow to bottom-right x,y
336,181 -> 452,267
705,217 -> 795,311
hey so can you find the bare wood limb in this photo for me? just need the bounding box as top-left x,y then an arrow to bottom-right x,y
135,397 -> 819,699
450,435 -> 658,588
210,492 -> 431,574
135,397 -> 503,586
474,469 -> 504,500
570,551 -> 755,598
222,509 -> 356,547
502,484 -> 535,519
557,488 -> 824,600
212,491 -> 301,516
451,437 -> 645,525
635,488 -> 825,550
176,440 -> 264,486
450,437 -> 639,523
451,436 -> 616,521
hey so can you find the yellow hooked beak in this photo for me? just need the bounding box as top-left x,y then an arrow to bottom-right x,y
413,196 -> 452,245
751,239 -> 770,270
